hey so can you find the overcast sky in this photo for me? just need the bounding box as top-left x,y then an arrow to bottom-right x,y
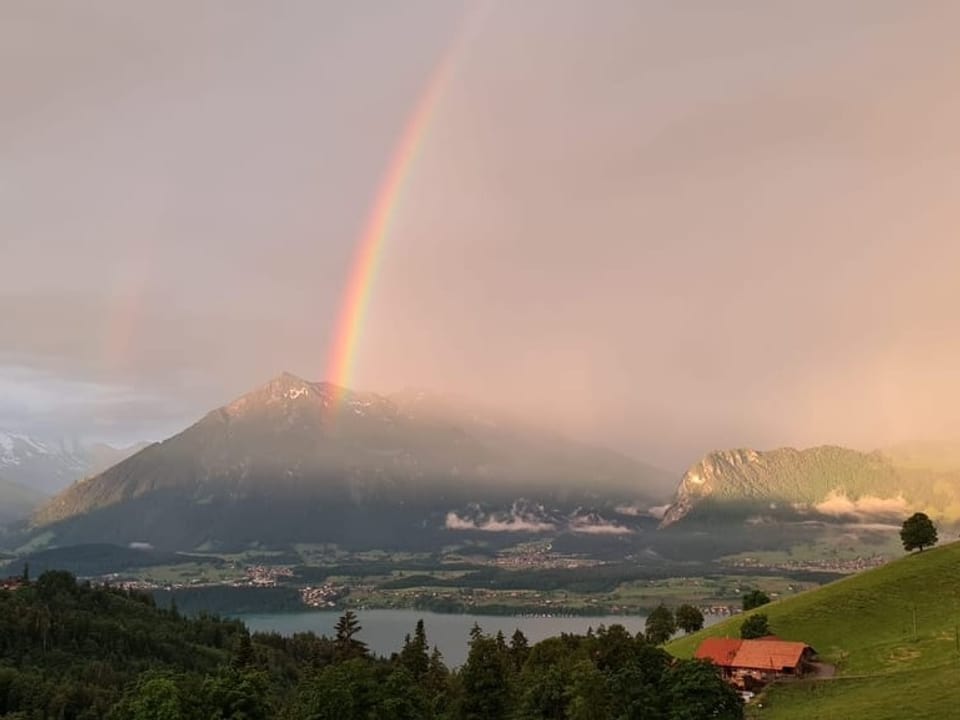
3,1 -> 960,469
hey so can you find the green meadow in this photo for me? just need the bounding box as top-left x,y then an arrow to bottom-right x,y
668,541 -> 960,719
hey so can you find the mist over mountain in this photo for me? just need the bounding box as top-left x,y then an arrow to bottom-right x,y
84,441 -> 154,477
0,476 -> 45,524
29,373 -> 673,551
661,445 -> 960,528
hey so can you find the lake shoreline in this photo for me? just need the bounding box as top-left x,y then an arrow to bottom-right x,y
236,608 -> 724,667
233,605 -> 655,619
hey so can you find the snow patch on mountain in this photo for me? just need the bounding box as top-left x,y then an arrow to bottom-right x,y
0,431 -> 147,495
0,432 -> 52,463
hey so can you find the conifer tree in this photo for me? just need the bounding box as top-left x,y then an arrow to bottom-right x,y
509,628 -> 530,671
399,619 -> 429,680
334,610 -> 368,661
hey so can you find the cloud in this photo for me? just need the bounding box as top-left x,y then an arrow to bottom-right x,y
0,363 -> 190,443
444,511 -> 555,533
568,516 -> 633,535
566,508 -> 634,534
814,491 -> 909,520
444,501 -> 558,533
616,503 -> 670,520
444,504 -> 636,535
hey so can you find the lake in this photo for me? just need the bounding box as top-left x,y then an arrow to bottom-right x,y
238,609 -> 722,667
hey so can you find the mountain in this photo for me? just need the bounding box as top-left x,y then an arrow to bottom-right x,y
29,373 -> 673,551
0,431 -> 149,495
668,541 -> 960,719
0,475 -> 45,524
0,432 -> 85,494
660,445 -> 960,527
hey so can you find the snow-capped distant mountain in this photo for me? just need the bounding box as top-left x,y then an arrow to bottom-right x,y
0,432 -> 150,496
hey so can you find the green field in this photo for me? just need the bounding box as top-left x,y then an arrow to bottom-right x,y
742,667 -> 960,720
719,526 -> 902,566
134,561 -> 244,585
668,541 -> 960,719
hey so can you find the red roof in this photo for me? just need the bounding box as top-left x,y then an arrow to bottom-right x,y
731,640 -> 809,671
695,637 -> 811,671
695,637 -> 742,666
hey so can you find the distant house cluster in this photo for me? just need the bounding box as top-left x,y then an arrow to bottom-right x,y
0,577 -> 26,591
695,636 -> 816,689
245,565 -> 294,586
300,583 -> 345,608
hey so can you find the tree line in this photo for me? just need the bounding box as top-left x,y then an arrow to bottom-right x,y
0,570 -> 742,719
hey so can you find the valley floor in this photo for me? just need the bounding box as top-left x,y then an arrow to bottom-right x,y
3,527 -> 902,618
47,551 -> 828,617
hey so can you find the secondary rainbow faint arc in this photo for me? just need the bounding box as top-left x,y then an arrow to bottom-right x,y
324,52 -> 456,400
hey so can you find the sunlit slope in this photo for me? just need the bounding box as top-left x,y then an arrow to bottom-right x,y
660,445 -> 960,526
668,542 -> 960,719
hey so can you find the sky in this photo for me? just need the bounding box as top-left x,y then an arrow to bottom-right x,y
2,1 -> 960,470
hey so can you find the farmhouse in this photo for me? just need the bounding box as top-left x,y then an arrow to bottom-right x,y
695,636 -> 816,688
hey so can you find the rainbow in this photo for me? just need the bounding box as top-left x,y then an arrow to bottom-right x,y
324,53 -> 456,402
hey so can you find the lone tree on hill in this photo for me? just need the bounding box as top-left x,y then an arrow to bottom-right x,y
742,589 -> 770,611
740,613 -> 771,639
645,604 -> 676,645
675,604 -> 705,634
901,512 -> 938,552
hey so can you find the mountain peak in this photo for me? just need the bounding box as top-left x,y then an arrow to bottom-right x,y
274,370 -> 310,385
265,370 -> 316,395
221,373 -> 368,420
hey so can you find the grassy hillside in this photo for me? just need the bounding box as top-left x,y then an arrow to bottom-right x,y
668,541 -> 960,719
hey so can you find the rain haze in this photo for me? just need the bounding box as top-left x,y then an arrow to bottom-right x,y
3,0 -> 960,470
